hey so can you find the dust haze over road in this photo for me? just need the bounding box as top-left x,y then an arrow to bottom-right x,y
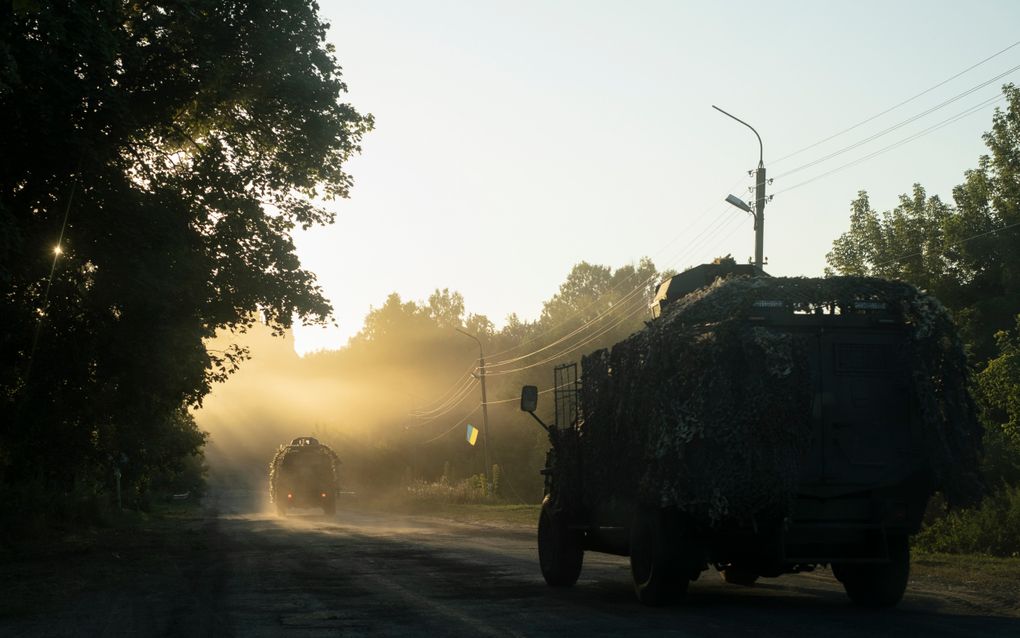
4,487 -> 1018,637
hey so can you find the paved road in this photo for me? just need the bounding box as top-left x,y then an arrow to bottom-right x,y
5,489 -> 1019,637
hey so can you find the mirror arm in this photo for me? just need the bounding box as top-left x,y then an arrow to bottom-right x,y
527,411 -> 550,433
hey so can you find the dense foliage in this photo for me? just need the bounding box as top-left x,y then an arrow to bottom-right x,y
0,0 -> 371,525
827,83 -> 1020,554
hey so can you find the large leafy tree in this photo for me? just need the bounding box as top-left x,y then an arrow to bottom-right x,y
0,1 -> 371,505
827,84 -> 1020,486
826,84 -> 1020,363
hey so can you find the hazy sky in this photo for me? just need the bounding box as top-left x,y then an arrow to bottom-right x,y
290,0 -> 1020,354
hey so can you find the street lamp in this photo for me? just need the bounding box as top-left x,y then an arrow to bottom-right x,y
725,194 -> 752,214
455,328 -> 492,494
713,104 -> 767,273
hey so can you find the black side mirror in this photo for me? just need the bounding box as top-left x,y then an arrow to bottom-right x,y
520,385 -> 539,413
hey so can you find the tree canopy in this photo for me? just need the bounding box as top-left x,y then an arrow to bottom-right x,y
826,84 -> 1020,363
0,0 -> 371,515
826,83 -> 1020,488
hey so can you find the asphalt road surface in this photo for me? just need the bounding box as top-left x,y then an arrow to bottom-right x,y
5,489 -> 1018,637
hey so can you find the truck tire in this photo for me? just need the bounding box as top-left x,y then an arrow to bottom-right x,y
630,508 -> 689,606
538,497 -> 584,587
834,535 -> 910,607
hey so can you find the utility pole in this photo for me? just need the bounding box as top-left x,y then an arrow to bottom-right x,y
754,162 -> 766,271
456,328 -> 492,494
713,105 -> 767,273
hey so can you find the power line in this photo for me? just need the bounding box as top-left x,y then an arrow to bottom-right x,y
772,93 -> 1005,197
419,406 -> 480,445
773,38 -> 1020,164
409,379 -> 478,427
410,371 -> 477,416
773,63 -> 1020,180
485,270 -> 654,369
483,175 -> 749,361
412,186 -> 749,410
484,379 -> 581,405
484,294 -> 652,376
484,181 -> 748,370
408,358 -> 480,419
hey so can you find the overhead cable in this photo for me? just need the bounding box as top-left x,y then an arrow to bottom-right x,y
773,93 -> 1005,197
409,380 -> 478,426
773,63 -> 1020,180
484,294 -> 652,376
419,406 -> 480,445
409,361 -> 477,415
484,175 -> 749,360
773,39 -> 1020,164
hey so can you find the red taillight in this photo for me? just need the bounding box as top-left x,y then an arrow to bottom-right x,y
287,493 -> 293,499
320,492 -> 327,498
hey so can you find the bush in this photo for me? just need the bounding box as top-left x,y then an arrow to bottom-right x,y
913,486 -> 1020,557
405,474 -> 493,504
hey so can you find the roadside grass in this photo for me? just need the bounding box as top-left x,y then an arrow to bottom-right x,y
911,551 -> 1020,588
0,499 -> 209,618
910,551 -> 1020,610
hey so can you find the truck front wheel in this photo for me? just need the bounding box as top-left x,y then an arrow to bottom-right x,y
538,497 -> 584,587
630,508 -> 689,606
833,535 -> 910,607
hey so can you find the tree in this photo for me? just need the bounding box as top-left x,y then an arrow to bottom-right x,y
426,288 -> 466,329
0,1 -> 371,514
541,258 -> 659,327
977,316 -> 1020,486
980,317 -> 1020,444
826,84 -> 1020,493
826,84 -> 1020,363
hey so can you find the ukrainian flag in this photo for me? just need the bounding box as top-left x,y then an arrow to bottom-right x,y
466,424 -> 479,446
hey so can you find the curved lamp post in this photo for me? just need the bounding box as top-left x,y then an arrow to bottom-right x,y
713,105 -> 767,273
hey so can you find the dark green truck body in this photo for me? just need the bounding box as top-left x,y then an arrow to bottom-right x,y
528,269 -> 981,606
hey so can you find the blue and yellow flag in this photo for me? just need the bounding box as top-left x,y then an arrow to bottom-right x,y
466,424 -> 479,446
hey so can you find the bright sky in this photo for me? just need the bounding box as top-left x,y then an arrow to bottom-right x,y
291,0 -> 1020,355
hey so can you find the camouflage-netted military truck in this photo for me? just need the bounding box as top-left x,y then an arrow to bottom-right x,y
520,265 -> 982,607
269,437 -> 341,516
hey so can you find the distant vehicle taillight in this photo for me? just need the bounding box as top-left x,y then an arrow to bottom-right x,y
321,492 -> 327,498
287,493 -> 293,499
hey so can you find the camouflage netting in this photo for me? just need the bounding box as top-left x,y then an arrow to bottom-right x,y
268,441 -> 342,504
572,275 -> 983,526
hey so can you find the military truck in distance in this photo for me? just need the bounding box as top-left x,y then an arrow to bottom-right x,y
520,264 -> 981,607
269,437 -> 341,516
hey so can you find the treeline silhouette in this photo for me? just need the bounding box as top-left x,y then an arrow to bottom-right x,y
199,259 -> 668,503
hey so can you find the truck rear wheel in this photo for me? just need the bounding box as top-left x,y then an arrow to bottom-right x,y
833,535 -> 910,607
630,508 -> 689,606
538,497 -> 584,587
